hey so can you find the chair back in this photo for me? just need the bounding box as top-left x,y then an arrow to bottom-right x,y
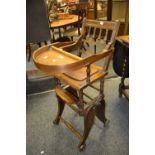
78,18 -> 120,70
53,18 -> 120,71
81,18 -> 120,51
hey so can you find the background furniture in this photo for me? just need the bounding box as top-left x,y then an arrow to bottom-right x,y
87,0 -> 129,35
26,0 -> 51,61
63,3 -> 88,40
50,14 -> 79,41
113,35 -> 129,100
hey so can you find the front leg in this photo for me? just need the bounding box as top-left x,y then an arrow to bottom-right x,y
53,95 -> 65,125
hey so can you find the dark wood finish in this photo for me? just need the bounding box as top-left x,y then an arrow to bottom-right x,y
26,44 -> 32,62
63,6 -> 87,40
50,14 -> 79,39
124,0 -> 129,34
107,0 -> 112,20
94,0 -> 97,19
78,105 -> 95,151
95,99 -> 108,125
113,35 -> 129,100
53,95 -> 65,125
33,18 -> 120,151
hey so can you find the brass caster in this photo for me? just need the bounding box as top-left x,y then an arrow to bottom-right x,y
78,144 -> 86,151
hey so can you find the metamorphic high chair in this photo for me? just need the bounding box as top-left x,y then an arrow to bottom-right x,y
33,18 -> 120,151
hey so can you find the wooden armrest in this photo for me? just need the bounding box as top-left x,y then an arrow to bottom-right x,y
52,41 -> 75,48
61,36 -> 83,52
51,40 -> 81,53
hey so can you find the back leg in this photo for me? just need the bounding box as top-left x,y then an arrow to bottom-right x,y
95,99 -> 109,126
78,105 -> 95,151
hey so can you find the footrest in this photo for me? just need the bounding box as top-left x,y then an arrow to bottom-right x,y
55,86 -> 76,104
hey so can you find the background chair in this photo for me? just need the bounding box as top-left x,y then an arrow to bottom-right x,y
63,3 -> 88,41
50,19 -> 120,150
113,38 -> 129,100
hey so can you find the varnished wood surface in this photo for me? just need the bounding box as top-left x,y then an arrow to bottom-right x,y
33,18 -> 120,151
84,19 -> 119,30
33,44 -> 112,75
55,86 -> 76,105
55,71 -> 107,90
117,35 -> 129,44
50,14 -> 79,28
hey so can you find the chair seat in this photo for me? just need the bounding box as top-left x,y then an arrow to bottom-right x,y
55,65 -> 107,90
63,27 -> 81,37
64,64 -> 103,81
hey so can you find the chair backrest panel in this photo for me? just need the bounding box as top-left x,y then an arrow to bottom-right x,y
81,19 -> 120,50
84,19 -> 116,30
76,18 -> 120,71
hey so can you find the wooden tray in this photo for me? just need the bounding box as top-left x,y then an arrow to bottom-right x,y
33,45 -> 109,79
33,45 -> 83,75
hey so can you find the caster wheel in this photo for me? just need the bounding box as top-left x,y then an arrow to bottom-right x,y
53,119 -> 59,125
78,144 -> 86,151
104,119 -> 110,127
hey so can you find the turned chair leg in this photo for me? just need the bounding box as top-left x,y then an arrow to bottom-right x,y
119,83 -> 123,97
95,78 -> 109,126
53,95 -> 65,125
78,105 -> 95,151
37,42 -> 42,47
119,77 -> 125,98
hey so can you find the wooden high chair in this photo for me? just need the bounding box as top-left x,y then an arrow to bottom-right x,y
33,19 -> 120,151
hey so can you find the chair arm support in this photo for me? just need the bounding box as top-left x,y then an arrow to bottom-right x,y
52,41 -> 75,48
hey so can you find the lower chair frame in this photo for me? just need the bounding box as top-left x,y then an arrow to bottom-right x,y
53,78 -> 109,151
